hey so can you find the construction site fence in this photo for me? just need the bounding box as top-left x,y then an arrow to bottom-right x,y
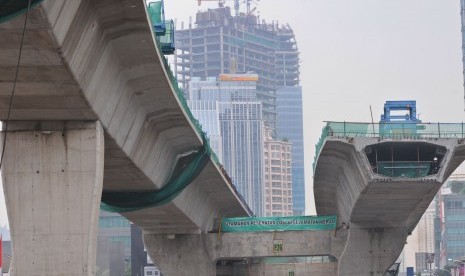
313,121 -> 465,172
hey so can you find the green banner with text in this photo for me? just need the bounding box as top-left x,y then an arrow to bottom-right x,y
221,215 -> 337,232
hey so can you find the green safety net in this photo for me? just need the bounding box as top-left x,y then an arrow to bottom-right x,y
377,161 -> 431,178
100,135 -> 211,213
0,0 -> 43,23
147,1 -> 163,25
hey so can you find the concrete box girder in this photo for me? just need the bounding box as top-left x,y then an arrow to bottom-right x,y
314,137 -> 465,275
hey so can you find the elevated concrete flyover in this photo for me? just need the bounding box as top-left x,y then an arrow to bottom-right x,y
313,121 -> 465,276
0,0 -> 251,275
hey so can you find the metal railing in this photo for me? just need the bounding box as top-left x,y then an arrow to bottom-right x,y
376,161 -> 433,178
313,121 -> 465,172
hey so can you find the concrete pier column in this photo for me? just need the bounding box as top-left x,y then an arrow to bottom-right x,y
1,121 -> 104,276
144,234 -> 216,276
338,227 -> 407,276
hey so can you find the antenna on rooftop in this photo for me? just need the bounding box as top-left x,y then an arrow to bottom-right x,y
245,0 -> 260,14
370,105 -> 375,134
197,0 -> 240,16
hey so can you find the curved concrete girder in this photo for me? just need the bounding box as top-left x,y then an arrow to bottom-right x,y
314,137 -> 465,275
0,0 -> 251,237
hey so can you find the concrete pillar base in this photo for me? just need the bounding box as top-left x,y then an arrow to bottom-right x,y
144,234 -> 216,276
2,121 -> 104,276
338,227 -> 407,276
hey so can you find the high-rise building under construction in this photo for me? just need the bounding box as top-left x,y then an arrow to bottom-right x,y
175,6 -> 305,215
175,7 -> 299,129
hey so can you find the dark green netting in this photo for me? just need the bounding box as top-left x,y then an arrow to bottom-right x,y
100,135 -> 211,213
147,1 -> 163,23
0,0 -> 43,24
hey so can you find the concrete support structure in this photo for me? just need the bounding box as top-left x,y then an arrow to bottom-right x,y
2,121 -> 104,276
338,227 -> 408,275
144,230 -> 347,276
314,137 -> 465,275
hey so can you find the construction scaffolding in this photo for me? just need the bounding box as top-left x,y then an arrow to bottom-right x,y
174,7 -> 300,130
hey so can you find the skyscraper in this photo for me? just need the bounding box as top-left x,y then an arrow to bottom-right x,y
187,74 -> 265,215
276,86 -> 305,215
176,6 -> 305,214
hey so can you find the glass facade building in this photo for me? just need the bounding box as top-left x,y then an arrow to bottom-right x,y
97,211 -> 131,276
187,75 -> 265,215
442,193 -> 465,261
219,101 -> 264,215
276,86 -> 305,215
434,178 -> 465,268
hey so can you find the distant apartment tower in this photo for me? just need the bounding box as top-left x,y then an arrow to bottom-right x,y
264,128 -> 293,217
414,201 -> 436,254
176,6 -> 305,214
413,201 -> 436,272
399,200 -> 436,273
187,74 -> 265,215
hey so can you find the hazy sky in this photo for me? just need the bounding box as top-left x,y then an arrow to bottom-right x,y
1,0 -> 464,227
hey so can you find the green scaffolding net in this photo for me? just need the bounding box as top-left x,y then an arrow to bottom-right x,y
147,1 -> 163,25
0,0 -> 43,23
